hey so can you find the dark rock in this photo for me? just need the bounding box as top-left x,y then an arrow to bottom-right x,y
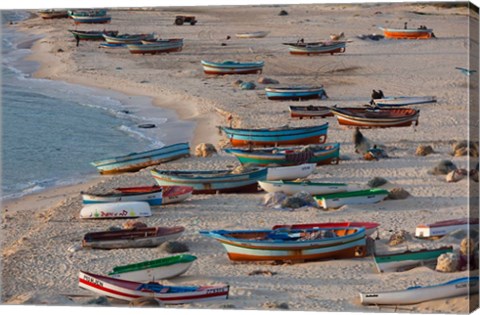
258,77 -> 279,84
86,296 -> 110,306
221,43 -> 227,46
367,177 -> 388,188
429,160 -> 457,175
240,81 -> 256,90
57,48 -> 64,53
138,124 -> 156,128
161,241 -> 189,253
278,10 -> 288,16
452,141 -> 479,157
388,187 -> 410,200
446,169 -> 468,182
388,230 -> 412,246
416,145 -> 434,156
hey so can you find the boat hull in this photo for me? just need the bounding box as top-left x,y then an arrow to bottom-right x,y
314,189 -> 389,209
330,107 -> 420,128
235,31 -> 269,38
201,60 -> 264,75
266,163 -> 316,181
79,201 -> 152,219
265,87 -> 326,100
286,41 -> 347,55
415,218 -> 479,238
259,180 -> 349,195
373,96 -> 436,107
127,40 -> 184,54
72,16 -> 112,24
380,27 -> 433,39
82,190 -> 163,206
272,222 -> 380,237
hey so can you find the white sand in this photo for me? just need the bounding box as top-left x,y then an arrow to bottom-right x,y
1,3 -> 478,313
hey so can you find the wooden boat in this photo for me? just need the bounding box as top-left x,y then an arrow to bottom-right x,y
289,105 -> 334,119
379,26 -> 434,39
81,188 -> 163,206
266,163 -> 316,181
79,271 -> 230,304
330,107 -> 420,128
272,222 -> 380,237
360,277 -> 479,305
79,201 -> 152,219
235,31 -> 269,38
415,218 -> 479,239
114,186 -> 193,205
313,189 -> 389,209
68,9 -> 108,18
99,43 -> 126,49
265,86 -> 326,101
151,167 -> 267,194
200,227 -> 367,262
283,41 -> 347,55
126,39 -> 184,54
201,60 -> 264,75
103,33 -> 155,45
373,246 -> 454,273
38,9 -> 69,19
220,123 -> 329,147
82,226 -> 185,249
68,29 -> 118,41
108,254 -> 197,281
224,143 -> 339,165
90,142 -> 190,175
259,180 -> 349,196
72,15 -> 112,24
372,96 -> 436,107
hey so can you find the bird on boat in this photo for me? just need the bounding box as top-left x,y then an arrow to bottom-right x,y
371,89 -> 384,100
455,67 -> 477,76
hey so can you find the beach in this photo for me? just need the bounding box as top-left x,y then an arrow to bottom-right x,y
1,2 -> 479,313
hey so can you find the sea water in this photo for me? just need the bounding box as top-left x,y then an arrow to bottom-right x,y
1,11 -> 194,200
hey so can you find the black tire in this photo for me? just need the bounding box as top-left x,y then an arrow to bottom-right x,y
190,20 -> 197,25
175,17 -> 184,25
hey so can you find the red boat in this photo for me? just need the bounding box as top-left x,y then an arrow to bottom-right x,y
114,185 -> 193,205
272,222 -> 380,237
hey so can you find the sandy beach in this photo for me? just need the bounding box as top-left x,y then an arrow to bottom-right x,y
1,2 -> 479,313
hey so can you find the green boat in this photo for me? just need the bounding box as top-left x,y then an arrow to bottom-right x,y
313,188 -> 389,209
373,246 -> 453,273
108,254 -> 197,282
68,29 -> 118,41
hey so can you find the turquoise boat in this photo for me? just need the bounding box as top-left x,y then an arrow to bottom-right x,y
265,86 -> 327,100
91,142 -> 190,175
225,143 -> 339,166
68,9 -> 108,18
72,15 -> 112,24
314,188 -> 389,209
373,246 -> 453,273
220,123 -> 329,147
151,167 -> 267,194
201,60 -> 264,75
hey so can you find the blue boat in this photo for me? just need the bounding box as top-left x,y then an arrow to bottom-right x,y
150,167 -> 267,194
201,60 -> 264,75
72,15 -> 112,24
81,187 -> 163,206
68,9 -> 108,18
99,43 -> 126,49
91,143 -> 190,175
265,86 -> 327,100
220,123 -> 329,147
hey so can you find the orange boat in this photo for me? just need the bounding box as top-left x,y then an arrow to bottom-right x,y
379,26 -> 433,39
330,107 -> 420,128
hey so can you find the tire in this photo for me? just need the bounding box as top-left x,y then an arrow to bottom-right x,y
175,18 -> 184,25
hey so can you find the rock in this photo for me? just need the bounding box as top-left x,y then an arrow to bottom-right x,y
86,296 -> 110,306
435,252 -> 458,272
388,187 -> 410,200
239,81 -> 256,90
248,270 -> 277,276
138,123 -> 156,128
129,297 -> 160,306
429,160 -> 457,175
263,301 -> 289,309
122,220 -> 148,230
278,10 -> 289,16
446,169 -> 468,182
257,77 -> 279,84
470,169 -> 479,182
67,244 -> 82,253
232,79 -> 243,87
57,48 -> 64,53
262,192 -> 287,208
161,241 -> 189,253
460,237 -> 475,255
195,143 -> 217,157
281,191 -> 316,209
221,43 -> 227,46
416,145 -> 434,156
452,140 -> 479,157
388,230 -> 411,246
367,177 -> 388,188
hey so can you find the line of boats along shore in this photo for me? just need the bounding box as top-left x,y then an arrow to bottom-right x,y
36,8 -> 478,308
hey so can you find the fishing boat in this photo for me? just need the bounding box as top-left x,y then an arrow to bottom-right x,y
272,222 -> 380,237
379,26 -> 434,39
82,226 -> 185,249
79,201 -> 152,219
373,246 -> 454,273
313,188 -> 389,209
150,167 -> 267,194
220,123 -> 329,147
38,9 -> 69,19
103,33 -> 155,44
259,180 -> 350,195
265,86 -> 327,100
108,254 -> 197,281
114,186 -> 193,205
330,107 -> 420,128
72,15 -> 112,24
68,9 -> 108,18
201,60 -> 264,75
372,96 -> 437,107
266,163 -> 316,181
79,271 -> 230,304
200,227 -> 367,262
126,39 -> 184,54
360,277 -> 479,305
415,218 -> 479,239
283,41 -> 347,55
225,143 -> 340,166
99,43 -> 126,49
81,188 -> 163,206
235,31 -> 269,38
90,142 -> 190,175
289,105 -> 334,119
68,29 -> 118,41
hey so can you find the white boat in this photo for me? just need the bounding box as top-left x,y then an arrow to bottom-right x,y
372,96 -> 436,107
81,189 -> 163,206
113,185 -> 193,205
360,277 -> 479,305
235,31 -> 269,38
314,189 -> 389,209
266,163 -> 316,181
415,218 -> 479,238
79,201 -> 151,219
108,254 -> 197,281
258,180 -> 350,195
